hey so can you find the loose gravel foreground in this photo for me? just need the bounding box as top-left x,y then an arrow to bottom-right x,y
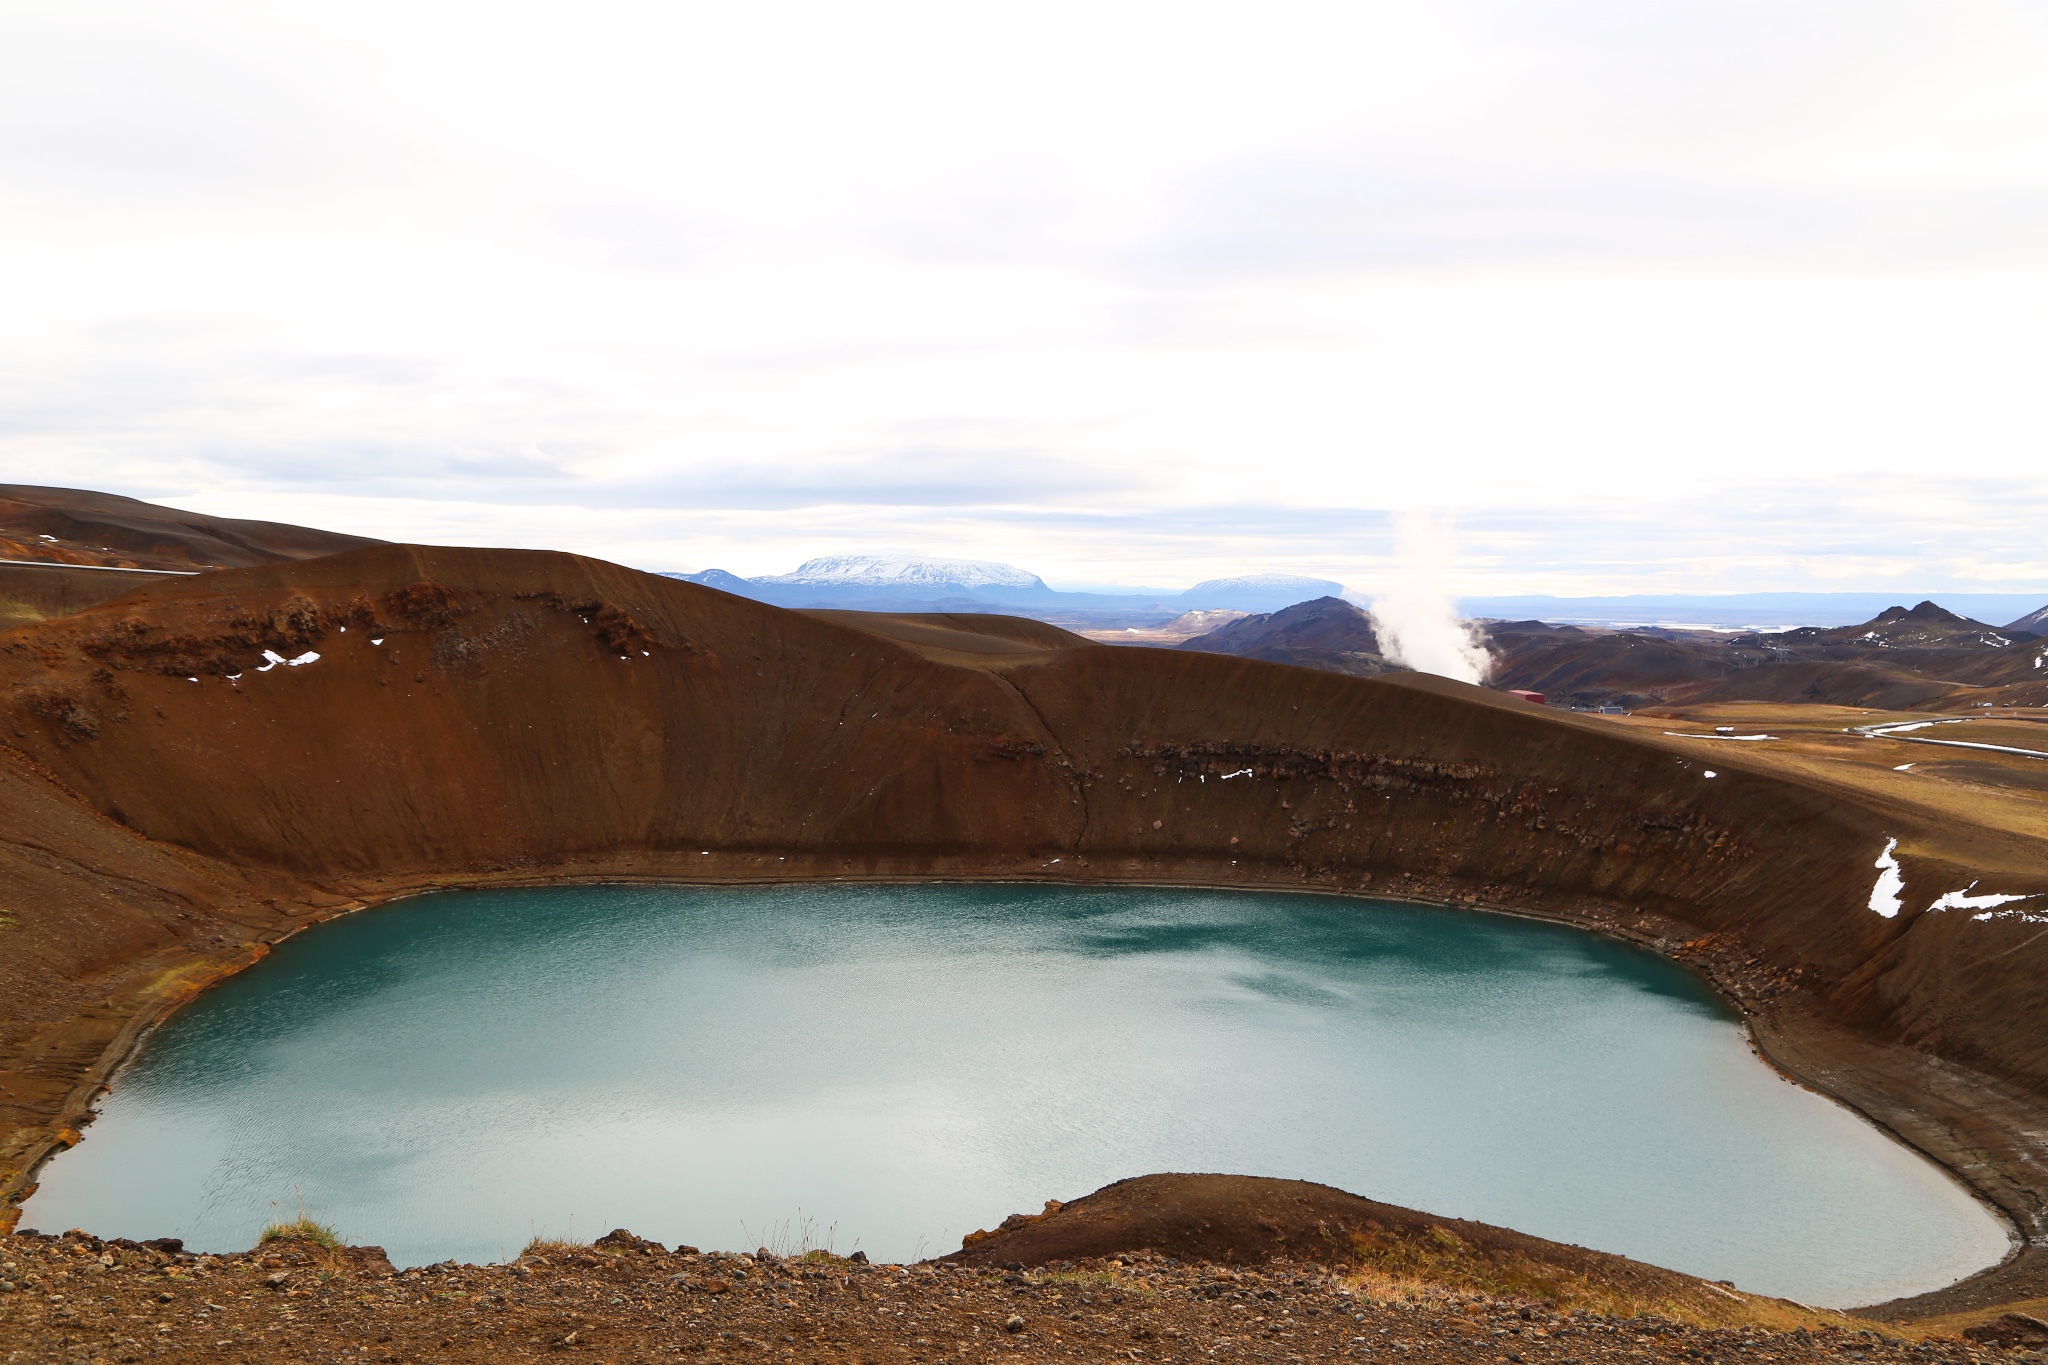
3,1229 -> 2035,1365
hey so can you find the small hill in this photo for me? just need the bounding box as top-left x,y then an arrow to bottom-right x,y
1177,596 -> 1393,675
0,485 -> 380,572
946,1174 -> 1847,1330
0,486 -> 383,632
1780,601 -> 2032,652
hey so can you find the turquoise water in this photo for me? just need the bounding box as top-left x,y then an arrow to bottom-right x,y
24,884 -> 2006,1305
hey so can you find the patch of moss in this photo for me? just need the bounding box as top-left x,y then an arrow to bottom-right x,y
261,1217 -> 341,1250
522,1235 -> 591,1259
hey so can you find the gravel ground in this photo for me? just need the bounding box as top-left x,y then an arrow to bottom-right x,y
0,1229 -> 2027,1365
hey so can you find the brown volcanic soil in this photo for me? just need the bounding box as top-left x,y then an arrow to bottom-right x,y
3,1176 -> 1999,1365
3,546 -> 2048,1329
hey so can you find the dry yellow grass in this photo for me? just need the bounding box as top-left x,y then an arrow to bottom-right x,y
1335,1222 -> 1881,1335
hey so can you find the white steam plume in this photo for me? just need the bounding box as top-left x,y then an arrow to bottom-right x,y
1366,512 -> 1494,685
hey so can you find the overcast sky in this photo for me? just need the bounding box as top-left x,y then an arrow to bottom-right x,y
4,1 -> 2046,594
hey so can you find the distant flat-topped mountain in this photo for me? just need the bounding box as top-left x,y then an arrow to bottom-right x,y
1177,573 -> 1346,612
757,552 -> 1048,593
670,555 -> 1053,611
757,554 -> 1054,597
669,559 -> 1346,615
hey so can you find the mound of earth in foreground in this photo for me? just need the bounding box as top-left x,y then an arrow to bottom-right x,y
1,1174 -> 1937,1365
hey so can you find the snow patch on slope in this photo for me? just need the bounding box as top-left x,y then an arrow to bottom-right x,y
1869,838 -> 1905,918
1928,882 -> 2032,913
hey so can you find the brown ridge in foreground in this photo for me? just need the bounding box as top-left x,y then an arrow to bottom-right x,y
2,542 -> 2047,1328
0,1176 -> 1969,1365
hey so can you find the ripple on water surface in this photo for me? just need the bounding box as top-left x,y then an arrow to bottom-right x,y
25,884 -> 2008,1305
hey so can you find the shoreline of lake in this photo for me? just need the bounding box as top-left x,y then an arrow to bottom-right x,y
11,861 -> 2032,1317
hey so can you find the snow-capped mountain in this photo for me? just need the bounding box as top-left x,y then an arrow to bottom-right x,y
755,554 -> 1049,595
1185,574 -> 1342,594
676,568 -> 756,596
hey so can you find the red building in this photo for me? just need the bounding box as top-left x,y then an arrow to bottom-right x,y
1506,689 -> 1546,705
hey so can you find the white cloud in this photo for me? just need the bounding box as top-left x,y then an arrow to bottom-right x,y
3,1 -> 2046,594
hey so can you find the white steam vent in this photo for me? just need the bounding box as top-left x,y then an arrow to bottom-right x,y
1367,511 -> 1493,685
